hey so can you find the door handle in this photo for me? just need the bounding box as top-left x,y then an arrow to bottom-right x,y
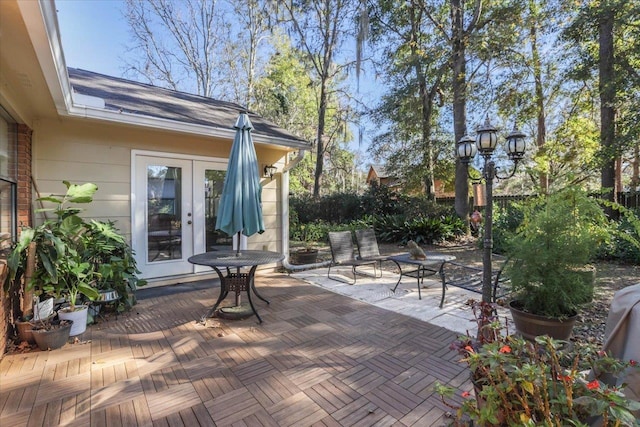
187,220 -> 192,225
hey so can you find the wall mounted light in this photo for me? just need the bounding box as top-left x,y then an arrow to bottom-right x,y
264,164 -> 277,180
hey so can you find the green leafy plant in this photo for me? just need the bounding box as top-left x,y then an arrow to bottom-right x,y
435,301 -> 640,426
597,202 -> 640,264
84,220 -> 147,310
6,182 -> 144,315
505,188 -> 612,318
374,213 -> 465,244
7,182 -> 100,311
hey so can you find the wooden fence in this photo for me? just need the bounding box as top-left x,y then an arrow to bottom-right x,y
437,192 -> 639,211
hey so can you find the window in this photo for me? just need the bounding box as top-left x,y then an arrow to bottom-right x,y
0,106 -> 17,248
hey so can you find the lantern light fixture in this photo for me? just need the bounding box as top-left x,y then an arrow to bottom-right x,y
475,116 -> 499,156
264,164 -> 277,180
506,125 -> 527,161
457,134 -> 477,165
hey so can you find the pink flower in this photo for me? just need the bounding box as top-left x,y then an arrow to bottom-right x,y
630,359 -> 637,366
461,391 -> 471,398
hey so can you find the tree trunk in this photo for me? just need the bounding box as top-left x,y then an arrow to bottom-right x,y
452,0 -> 469,220
530,14 -> 548,194
313,80 -> 328,198
599,3 -> 617,213
632,143 -> 639,189
410,3 -> 436,201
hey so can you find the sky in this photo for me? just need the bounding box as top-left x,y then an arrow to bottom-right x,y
54,0 -> 376,169
56,0 -> 131,77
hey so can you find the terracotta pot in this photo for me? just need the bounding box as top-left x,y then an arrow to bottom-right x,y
509,300 -> 577,341
15,313 -> 56,344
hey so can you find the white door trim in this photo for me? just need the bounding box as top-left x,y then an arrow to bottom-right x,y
131,150 -> 228,280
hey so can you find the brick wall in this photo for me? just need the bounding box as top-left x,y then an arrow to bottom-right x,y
17,124 -> 33,228
1,124 -> 32,358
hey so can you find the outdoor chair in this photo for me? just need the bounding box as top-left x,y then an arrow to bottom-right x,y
327,231 -> 378,285
440,254 -> 511,307
355,228 -> 389,278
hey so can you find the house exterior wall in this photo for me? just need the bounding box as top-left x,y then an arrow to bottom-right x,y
31,116 -> 287,254
0,124 -> 32,357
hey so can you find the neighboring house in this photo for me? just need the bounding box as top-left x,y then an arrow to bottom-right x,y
0,0 -> 310,356
366,165 -> 399,188
366,165 -> 451,197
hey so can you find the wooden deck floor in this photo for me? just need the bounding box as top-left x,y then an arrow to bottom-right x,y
0,274 -> 470,426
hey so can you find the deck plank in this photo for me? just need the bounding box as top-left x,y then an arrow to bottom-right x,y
0,273 -> 462,427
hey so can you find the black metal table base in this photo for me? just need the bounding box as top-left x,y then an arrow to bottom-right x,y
388,253 -> 455,302
188,250 -> 284,325
200,266 -> 269,324
391,261 -> 443,300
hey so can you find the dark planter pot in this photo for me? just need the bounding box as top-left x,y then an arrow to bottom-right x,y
509,300 -> 577,341
31,320 -> 73,351
292,249 -> 318,265
15,313 -> 56,344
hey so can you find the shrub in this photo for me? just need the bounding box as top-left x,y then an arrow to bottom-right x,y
290,193 -> 363,224
596,204 -> 640,264
374,213 -> 465,244
435,302 -> 640,426
505,188 -> 611,318
491,202 -> 525,254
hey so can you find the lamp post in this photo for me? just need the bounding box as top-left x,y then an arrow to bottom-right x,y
457,117 -> 526,303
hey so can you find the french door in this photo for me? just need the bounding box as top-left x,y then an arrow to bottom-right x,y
133,153 -> 231,279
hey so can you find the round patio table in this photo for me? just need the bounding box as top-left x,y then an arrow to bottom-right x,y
188,250 -> 284,323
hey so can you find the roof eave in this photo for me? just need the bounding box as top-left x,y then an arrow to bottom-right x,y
66,105 -> 311,150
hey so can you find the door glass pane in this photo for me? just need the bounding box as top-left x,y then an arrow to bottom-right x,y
147,166 -> 182,262
205,169 -> 232,250
0,180 -> 15,253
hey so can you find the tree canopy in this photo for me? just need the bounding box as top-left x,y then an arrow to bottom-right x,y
119,0 -> 640,208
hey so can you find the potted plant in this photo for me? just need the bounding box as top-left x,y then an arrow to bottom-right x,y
50,251 -> 98,336
291,224 -> 320,265
85,220 -> 147,312
435,301 -> 640,426
30,318 -> 75,351
6,182 -> 102,339
504,188 -> 611,340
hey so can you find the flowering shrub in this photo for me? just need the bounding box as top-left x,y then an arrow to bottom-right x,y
435,301 -> 640,426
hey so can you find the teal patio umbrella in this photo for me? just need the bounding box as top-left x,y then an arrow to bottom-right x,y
215,112 -> 265,254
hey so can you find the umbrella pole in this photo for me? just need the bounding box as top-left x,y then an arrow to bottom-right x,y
235,231 -> 241,306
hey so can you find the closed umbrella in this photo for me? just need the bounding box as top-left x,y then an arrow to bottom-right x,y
215,112 -> 265,254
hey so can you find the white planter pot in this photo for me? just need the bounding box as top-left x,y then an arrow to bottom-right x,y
57,305 -> 89,336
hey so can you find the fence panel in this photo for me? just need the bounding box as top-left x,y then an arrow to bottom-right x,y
437,192 -> 639,211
